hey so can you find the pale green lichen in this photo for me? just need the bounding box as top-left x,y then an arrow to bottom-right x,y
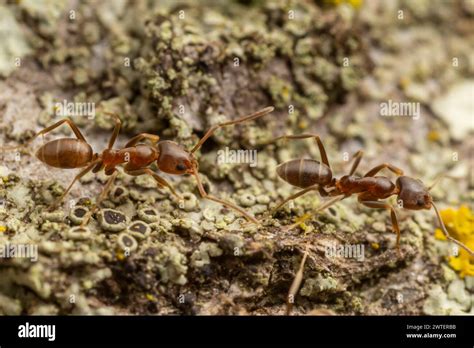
423,285 -> 468,315
300,274 -> 341,299
66,226 -> 92,241
127,221 -> 151,240
0,292 -> 22,315
190,242 -> 223,268
0,264 -> 51,299
0,6 -> 32,77
98,209 -> 129,232
117,232 -> 138,252
156,245 -> 188,285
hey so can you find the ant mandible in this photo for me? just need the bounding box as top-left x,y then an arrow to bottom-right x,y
1,106 -> 274,226
265,133 -> 473,315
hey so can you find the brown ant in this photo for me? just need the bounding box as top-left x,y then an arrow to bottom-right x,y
265,133 -> 473,314
1,106 -> 274,225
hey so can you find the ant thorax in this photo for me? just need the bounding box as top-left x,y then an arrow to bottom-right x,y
336,175 -> 395,198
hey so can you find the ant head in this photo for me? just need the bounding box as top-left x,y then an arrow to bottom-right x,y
156,141 -> 196,175
406,191 -> 432,210
396,176 -> 432,210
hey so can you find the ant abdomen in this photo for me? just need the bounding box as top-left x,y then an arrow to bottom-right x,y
276,159 -> 332,188
36,138 -> 94,169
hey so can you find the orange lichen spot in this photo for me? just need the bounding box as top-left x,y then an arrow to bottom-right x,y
435,205 -> 474,277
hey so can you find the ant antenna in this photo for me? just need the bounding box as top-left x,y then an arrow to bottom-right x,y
191,165 -> 259,224
190,106 -> 274,154
427,173 -> 460,191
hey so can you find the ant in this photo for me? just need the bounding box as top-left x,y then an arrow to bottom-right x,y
265,133 -> 473,314
0,106 -> 274,226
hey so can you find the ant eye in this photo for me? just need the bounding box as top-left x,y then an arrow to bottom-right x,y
176,163 -> 186,171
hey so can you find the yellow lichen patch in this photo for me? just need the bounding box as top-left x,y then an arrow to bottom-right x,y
434,228 -> 446,241
298,119 -> 308,130
0,225 -> 6,232
299,222 -> 311,232
115,250 -> 125,261
399,76 -> 411,90
294,213 -> 311,230
434,205 -> 474,278
371,242 -> 380,250
146,293 -> 156,302
281,86 -> 291,101
427,130 -> 440,142
323,0 -> 363,9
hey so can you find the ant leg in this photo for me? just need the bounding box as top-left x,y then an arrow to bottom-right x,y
92,160 -> 104,173
318,186 -> 331,197
287,243 -> 309,315
192,169 -> 259,224
360,200 -> 401,255
80,171 -> 119,227
364,163 -> 404,177
190,106 -> 274,154
266,134 -> 331,169
348,150 -> 364,176
125,168 -> 181,199
283,195 -> 347,232
432,203 -> 473,256
101,112 -> 122,149
48,159 -> 102,211
125,134 -> 160,148
0,118 -> 87,151
35,118 -> 86,141
271,184 -> 319,215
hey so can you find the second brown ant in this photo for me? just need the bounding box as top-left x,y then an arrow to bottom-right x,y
1,106 -> 274,225
265,133 -> 473,314
268,133 -> 472,254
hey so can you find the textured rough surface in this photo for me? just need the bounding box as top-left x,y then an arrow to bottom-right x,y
0,0 -> 472,315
